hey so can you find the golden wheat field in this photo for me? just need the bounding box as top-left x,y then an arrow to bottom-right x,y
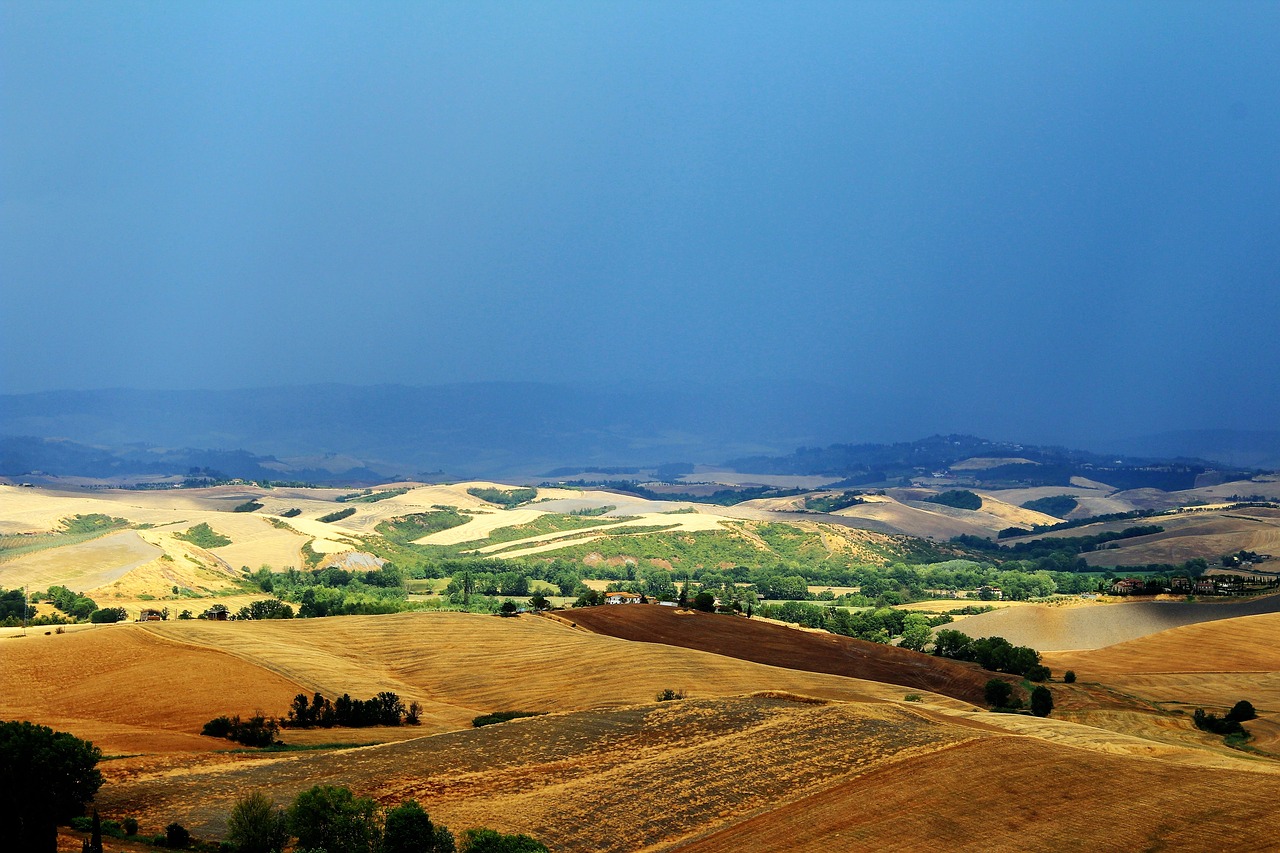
3,605 -> 1278,851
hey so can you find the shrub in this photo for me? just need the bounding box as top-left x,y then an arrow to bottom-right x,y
166,822 -> 191,848
655,689 -> 686,702
1030,685 -> 1054,717
226,791 -> 288,853
1063,670 -> 1077,683
122,817 -> 139,836
458,828 -> 549,852
472,711 -> 542,728
692,591 -> 716,612
175,522 -> 232,548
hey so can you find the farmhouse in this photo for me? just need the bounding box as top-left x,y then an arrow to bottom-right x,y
138,608 -> 165,622
604,591 -> 642,605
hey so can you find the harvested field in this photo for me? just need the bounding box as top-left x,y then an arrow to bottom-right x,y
97,695 -> 986,847
951,594 -> 1280,651
0,530 -> 162,591
671,735 -> 1280,852
0,625 -> 305,753
566,605 -> 998,706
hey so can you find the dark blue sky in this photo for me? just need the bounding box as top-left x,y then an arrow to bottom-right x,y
3,1 -> 1278,445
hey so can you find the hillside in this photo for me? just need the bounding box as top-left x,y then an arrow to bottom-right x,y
565,605 -> 996,705
947,594 -> 1280,651
8,611 -> 1270,852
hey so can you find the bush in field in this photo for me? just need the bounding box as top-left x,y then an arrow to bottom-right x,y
226,791 -> 289,853
175,522 -> 232,548
692,591 -> 716,612
458,828 -> 548,853
383,799 -> 455,853
165,822 -> 191,848
1030,685 -> 1054,717
1063,670 -> 1077,683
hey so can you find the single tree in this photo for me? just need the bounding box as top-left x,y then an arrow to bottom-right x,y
1063,670 -> 1077,683
898,614 -> 932,652
0,720 -> 103,852
383,799 -> 454,853
288,785 -> 381,853
1030,685 -> 1054,717
692,591 -> 716,612
89,809 -> 103,853
227,791 -> 289,853
1226,700 -> 1258,722
984,679 -> 1014,709
166,822 -> 191,848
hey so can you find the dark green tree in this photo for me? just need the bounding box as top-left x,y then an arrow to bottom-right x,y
89,809 -> 102,853
0,720 -> 103,853
383,800 -> 454,853
692,591 -> 716,612
288,785 -> 381,853
165,822 -> 191,848
226,791 -> 289,853
984,679 -> 1014,709
1226,700 -> 1257,723
1030,685 -> 1054,717
1063,670 -> 1077,683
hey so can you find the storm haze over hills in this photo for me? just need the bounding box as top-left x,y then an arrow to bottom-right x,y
3,2 -> 1278,459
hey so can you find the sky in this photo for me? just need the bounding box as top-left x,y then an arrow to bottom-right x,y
3,1 -> 1279,446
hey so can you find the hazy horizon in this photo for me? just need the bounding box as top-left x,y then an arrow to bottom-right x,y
4,2 -> 1278,446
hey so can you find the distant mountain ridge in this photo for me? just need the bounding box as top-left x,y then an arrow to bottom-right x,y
2,384 -> 1277,483
724,434 -> 1263,491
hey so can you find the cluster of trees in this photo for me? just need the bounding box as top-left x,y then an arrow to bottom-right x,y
933,630 -> 1048,679
227,786 -> 547,853
233,500 -> 264,513
252,565 -> 409,617
754,600 -> 950,646
284,691 -> 422,729
0,586 -> 35,624
0,720 -> 103,852
467,487 -> 538,508
1021,495 -> 1079,517
318,507 -> 357,523
44,585 -> 98,619
202,714 -> 280,747
235,598 -> 295,620
88,607 -> 128,623
924,490 -> 983,510
549,480 -> 808,506
983,680 -> 1054,716
1193,700 -> 1256,740
2,719 -> 546,852
803,491 -> 866,512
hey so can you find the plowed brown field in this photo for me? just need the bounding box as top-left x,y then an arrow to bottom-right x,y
566,604 -> 998,705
